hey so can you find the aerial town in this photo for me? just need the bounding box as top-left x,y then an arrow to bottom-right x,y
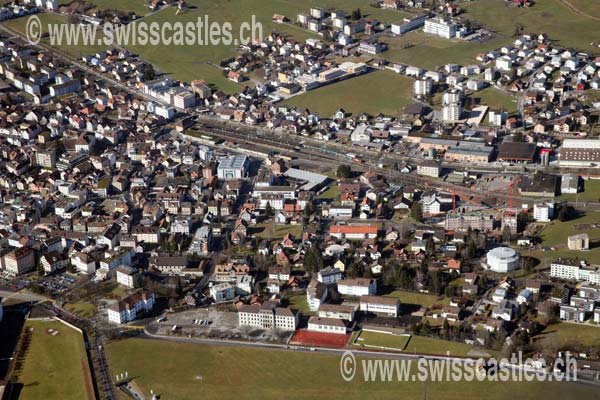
0,0 -> 600,399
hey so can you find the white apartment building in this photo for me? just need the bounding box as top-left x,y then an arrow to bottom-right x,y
107,290 -> 155,324
533,202 -> 554,222
414,78 -> 433,96
116,265 -> 139,289
71,251 -> 96,274
424,17 -> 457,39
550,259 -> 600,285
391,14 -> 428,35
337,278 -> 377,297
359,295 -> 400,317
442,102 -> 462,122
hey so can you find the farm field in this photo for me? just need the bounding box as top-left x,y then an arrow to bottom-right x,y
469,87 -> 518,114
534,322 -> 600,349
105,338 -> 600,400
122,0 -> 408,90
85,0 -> 151,16
9,320 -> 94,400
285,70 -> 414,117
2,13 -> 106,58
381,30 -> 507,70
539,211 -> 600,247
462,0 -> 600,54
565,0 -> 600,19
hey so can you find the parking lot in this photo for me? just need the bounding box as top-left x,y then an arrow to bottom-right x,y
148,308 -> 291,344
36,273 -> 77,296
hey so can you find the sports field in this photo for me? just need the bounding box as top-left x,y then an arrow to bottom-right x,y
105,338 -> 600,400
285,70 -> 414,117
353,330 -> 411,350
9,320 -> 94,400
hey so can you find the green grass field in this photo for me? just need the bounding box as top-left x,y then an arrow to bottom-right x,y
462,0 -> 600,54
535,322 -> 600,349
354,330 -> 411,350
317,184 -> 341,200
381,30 -> 507,70
286,293 -> 312,315
404,335 -> 474,357
2,13 -> 106,59
470,87 -> 518,114
539,211 -> 600,246
121,0 -> 408,90
105,338 -> 600,400
253,222 -> 303,239
566,0 -> 600,19
556,179 -> 600,202
385,290 -> 450,308
65,302 -> 96,319
285,70 -> 414,117
10,320 -> 94,400
87,0 -> 150,16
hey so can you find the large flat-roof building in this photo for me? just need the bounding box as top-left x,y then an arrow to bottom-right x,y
559,139 -> 600,167
550,258 -> 600,284
497,141 -> 537,164
217,155 -> 249,180
391,14 -> 428,35
424,17 -> 458,39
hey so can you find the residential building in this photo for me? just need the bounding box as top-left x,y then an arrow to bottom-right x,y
559,305 -> 586,322
533,202 -> 554,222
3,247 -> 35,276
568,234 -> 589,251
550,258 -> 600,284
307,277 -> 328,312
116,265 -> 140,288
107,290 -> 155,324
317,266 -> 342,284
337,278 -> 377,296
